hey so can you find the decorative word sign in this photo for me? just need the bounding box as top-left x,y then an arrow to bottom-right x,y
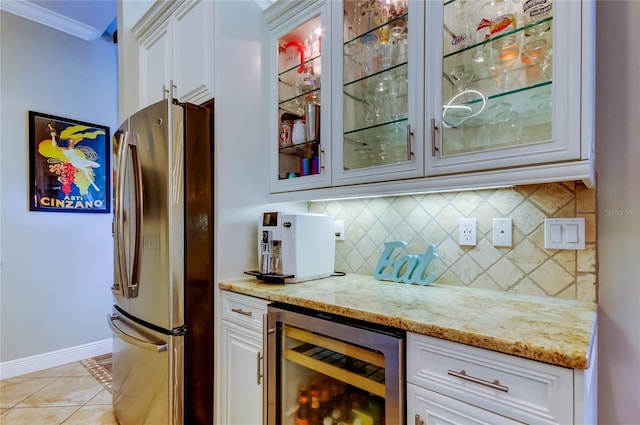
374,241 -> 439,286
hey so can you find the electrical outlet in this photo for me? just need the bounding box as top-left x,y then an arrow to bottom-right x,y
458,218 -> 477,246
493,218 -> 513,247
334,220 -> 345,241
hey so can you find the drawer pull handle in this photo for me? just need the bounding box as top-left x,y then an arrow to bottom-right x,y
231,308 -> 253,317
415,414 -> 425,425
447,369 -> 509,393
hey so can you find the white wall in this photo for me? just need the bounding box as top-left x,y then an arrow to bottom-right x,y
0,11 -> 116,367
211,4 -> 304,421
596,1 -> 640,423
213,0 -> 304,282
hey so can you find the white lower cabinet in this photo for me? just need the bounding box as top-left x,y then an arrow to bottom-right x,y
220,291 -> 269,425
408,383 -> 522,425
407,333 -> 597,425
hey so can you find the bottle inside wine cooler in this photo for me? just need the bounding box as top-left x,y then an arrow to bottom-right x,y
297,387 -> 311,425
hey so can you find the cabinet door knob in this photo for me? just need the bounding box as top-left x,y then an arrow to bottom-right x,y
415,413 -> 425,425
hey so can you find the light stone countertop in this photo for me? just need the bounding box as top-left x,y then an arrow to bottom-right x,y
219,274 -> 597,369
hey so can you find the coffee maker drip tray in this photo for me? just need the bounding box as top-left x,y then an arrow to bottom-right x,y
244,270 -> 295,284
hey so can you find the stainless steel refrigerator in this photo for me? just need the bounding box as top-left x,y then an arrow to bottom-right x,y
109,98 -> 214,425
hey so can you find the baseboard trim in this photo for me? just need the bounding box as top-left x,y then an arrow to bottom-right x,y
0,339 -> 112,380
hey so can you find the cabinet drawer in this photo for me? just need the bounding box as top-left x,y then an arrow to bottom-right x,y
408,383 -> 523,425
221,291 -> 268,332
407,333 -> 573,425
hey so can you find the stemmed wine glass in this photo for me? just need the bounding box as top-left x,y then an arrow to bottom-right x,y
523,35 -> 552,81
447,64 -> 476,97
485,36 -> 521,92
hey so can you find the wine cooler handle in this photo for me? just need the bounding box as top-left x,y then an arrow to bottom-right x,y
415,413 -> 425,425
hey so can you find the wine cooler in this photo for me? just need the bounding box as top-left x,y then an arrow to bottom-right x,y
266,303 -> 405,425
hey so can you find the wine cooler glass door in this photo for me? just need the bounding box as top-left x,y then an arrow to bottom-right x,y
266,304 -> 404,425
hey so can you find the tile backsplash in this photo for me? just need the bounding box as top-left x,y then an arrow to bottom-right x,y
308,182 -> 596,302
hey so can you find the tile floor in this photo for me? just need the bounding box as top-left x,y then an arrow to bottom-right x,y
0,360 -> 116,425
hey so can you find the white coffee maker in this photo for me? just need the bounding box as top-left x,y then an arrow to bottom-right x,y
253,212 -> 336,283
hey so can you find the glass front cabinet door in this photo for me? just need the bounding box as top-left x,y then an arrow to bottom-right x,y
269,1 -> 332,193
426,0 -> 588,176
331,0 -> 425,186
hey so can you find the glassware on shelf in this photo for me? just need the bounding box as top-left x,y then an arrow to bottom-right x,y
394,36 -> 408,65
389,73 -> 408,120
362,90 -> 377,126
530,88 -> 552,113
485,35 -> 521,92
523,35 -> 552,81
477,0 -> 518,43
523,0 -> 552,36
292,119 -> 306,145
495,106 -> 525,144
389,0 -> 407,37
447,64 -> 476,94
444,0 -> 474,52
377,9 -> 391,46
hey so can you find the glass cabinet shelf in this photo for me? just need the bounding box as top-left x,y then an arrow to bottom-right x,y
278,140 -> 318,155
344,12 -> 408,46
278,87 -> 321,115
444,81 -> 552,128
344,62 -> 407,99
345,118 -> 408,140
278,53 -> 321,77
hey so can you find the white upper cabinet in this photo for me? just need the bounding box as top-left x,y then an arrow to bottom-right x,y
172,0 -> 214,105
426,0 -> 589,177
137,0 -> 214,108
139,19 -> 172,107
264,0 -> 594,198
267,1 -> 333,193
331,0 -> 425,186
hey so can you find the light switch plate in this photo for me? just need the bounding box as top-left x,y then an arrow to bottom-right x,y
544,218 -> 585,250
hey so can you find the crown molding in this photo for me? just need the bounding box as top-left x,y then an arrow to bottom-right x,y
0,0 -> 101,40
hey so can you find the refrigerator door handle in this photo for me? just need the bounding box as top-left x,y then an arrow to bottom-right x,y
112,130 -> 126,296
109,314 -> 167,353
127,132 -> 143,297
115,132 -> 144,299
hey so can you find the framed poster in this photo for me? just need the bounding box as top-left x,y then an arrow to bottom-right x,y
29,111 -> 110,213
